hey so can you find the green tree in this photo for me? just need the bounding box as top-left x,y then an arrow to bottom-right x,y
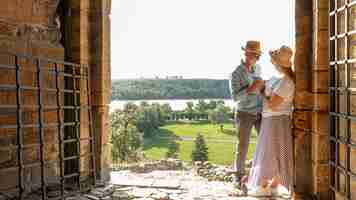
111,79 -> 231,100
110,107 -> 142,163
184,101 -> 195,120
136,103 -> 169,137
208,104 -> 231,131
195,99 -> 208,115
161,103 -> 173,120
191,133 -> 209,162
207,100 -> 217,110
140,101 -> 149,107
136,106 -> 159,137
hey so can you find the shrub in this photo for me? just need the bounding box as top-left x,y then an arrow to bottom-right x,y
165,141 -> 180,159
191,133 -> 208,162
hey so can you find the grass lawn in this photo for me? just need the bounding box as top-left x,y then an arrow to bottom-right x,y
142,121 -> 258,165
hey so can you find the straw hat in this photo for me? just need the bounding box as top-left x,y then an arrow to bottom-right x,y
269,45 -> 293,68
241,40 -> 262,55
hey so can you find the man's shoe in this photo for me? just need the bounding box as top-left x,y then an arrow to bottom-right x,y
232,176 -> 241,189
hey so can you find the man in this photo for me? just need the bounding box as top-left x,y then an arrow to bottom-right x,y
230,40 -> 264,184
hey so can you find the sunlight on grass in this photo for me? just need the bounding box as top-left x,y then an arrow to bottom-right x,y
143,121 -> 258,165
154,121 -> 257,139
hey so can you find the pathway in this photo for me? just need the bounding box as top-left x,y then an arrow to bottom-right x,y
70,169 -> 291,200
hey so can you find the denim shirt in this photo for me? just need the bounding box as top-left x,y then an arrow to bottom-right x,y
229,61 -> 263,115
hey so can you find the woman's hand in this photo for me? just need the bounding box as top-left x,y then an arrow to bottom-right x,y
247,79 -> 264,93
266,94 -> 284,110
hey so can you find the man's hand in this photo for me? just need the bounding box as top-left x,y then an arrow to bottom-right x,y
247,79 -> 264,93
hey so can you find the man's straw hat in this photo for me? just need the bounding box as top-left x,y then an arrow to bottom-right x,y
269,45 -> 293,68
241,40 -> 262,56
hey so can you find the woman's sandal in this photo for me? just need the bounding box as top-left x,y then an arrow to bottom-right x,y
247,186 -> 272,197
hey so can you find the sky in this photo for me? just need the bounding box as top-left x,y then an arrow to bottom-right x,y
110,0 -> 295,80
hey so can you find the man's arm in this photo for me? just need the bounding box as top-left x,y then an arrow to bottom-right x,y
230,70 -> 249,101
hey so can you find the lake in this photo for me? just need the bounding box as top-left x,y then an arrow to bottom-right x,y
110,99 -> 236,112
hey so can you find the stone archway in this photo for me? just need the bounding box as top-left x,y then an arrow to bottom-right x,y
0,0 -> 335,199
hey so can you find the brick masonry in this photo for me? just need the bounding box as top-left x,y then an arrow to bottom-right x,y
294,0 -> 330,199
0,0 -> 66,193
65,0 -> 112,181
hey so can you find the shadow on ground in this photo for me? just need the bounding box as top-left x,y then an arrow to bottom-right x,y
142,128 -> 181,153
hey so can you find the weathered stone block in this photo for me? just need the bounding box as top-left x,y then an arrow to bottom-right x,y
315,29 -> 329,49
295,91 -> 313,110
293,110 -> 312,131
350,147 -> 356,174
312,112 -> 329,134
295,72 -> 312,92
350,121 -> 356,143
294,131 -> 313,195
349,93 -> 356,115
314,9 -> 329,30
313,0 -> 330,10
311,70 -> 328,93
296,16 -> 313,35
312,163 -> 331,199
92,91 -> 111,106
0,170 -> 18,191
313,93 -> 329,111
339,143 -> 347,168
312,132 -> 329,162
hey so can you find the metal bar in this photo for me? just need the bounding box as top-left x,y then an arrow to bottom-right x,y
55,63 -> 65,200
72,66 -> 81,191
350,0 -> 356,7
0,121 -> 92,128
62,105 -> 91,109
0,155 -> 96,173
0,64 -> 16,70
63,173 -> 80,179
37,59 -> 47,200
0,84 -> 88,94
0,52 -> 94,199
63,156 -> 79,161
0,52 -> 87,68
15,55 -> 24,200
0,105 -> 45,109
345,1 -> 351,198
331,0 -> 339,196
87,67 -> 97,186
63,137 -> 93,144
0,65 -> 89,79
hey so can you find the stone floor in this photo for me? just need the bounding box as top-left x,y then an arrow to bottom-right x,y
68,170 -> 291,200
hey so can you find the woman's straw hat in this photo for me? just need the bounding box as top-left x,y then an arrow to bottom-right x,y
269,45 -> 293,68
241,40 -> 262,56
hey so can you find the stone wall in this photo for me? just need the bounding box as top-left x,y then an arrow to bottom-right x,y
293,0 -> 330,199
65,0 -> 112,181
311,0 -> 330,199
0,0 -> 65,195
293,0 -> 314,199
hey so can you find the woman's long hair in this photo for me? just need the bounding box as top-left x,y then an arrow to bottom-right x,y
279,66 -> 295,82
273,62 -> 295,82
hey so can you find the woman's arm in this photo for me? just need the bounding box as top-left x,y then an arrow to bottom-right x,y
265,93 -> 284,110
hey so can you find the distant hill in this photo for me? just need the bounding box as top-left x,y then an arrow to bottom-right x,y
111,79 -> 231,100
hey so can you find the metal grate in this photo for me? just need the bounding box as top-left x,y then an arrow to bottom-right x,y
329,0 -> 356,199
0,52 -> 96,200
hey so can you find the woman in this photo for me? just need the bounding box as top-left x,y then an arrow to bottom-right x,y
245,45 -> 295,197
